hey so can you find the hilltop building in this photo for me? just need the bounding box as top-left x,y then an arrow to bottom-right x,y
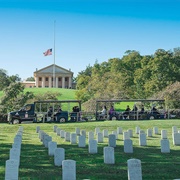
22,64 -> 75,89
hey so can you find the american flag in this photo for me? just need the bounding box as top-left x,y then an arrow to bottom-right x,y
43,48 -> 52,56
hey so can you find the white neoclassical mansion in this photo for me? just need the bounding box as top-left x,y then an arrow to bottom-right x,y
22,64 -> 75,89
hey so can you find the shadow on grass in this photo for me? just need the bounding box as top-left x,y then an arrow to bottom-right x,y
14,140 -> 180,180
1,123 -> 180,180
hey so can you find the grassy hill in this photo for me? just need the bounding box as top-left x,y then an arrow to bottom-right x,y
24,88 -> 77,100
0,88 -> 77,100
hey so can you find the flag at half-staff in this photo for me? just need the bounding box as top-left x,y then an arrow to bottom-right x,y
43,48 -> 52,56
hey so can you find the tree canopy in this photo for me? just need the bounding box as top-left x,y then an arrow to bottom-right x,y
0,69 -> 21,90
75,48 -> 180,104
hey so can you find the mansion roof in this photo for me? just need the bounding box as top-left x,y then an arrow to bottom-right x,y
34,64 -> 73,77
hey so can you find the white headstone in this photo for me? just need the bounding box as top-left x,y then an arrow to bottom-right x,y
39,131 -> 45,142
112,131 -> 118,139
172,126 -> 178,134
44,135 -> 52,148
89,140 -> 98,154
62,160 -> 76,180
60,130 -> 65,138
53,125 -> 57,132
54,148 -> 65,166
10,148 -> 20,166
48,141 -> 57,156
42,133 -> 48,145
161,139 -> 170,153
97,132 -> 103,143
173,133 -> 180,145
70,133 -> 77,144
16,131 -> 23,136
14,135 -> 22,144
5,159 -> 19,180
128,129 -> 133,137
36,126 -> 40,133
38,130 -> 43,140
139,130 -> 145,134
108,134 -> 116,147
95,127 -> 100,135
75,127 -> 80,135
88,131 -> 94,141
103,129 -> 109,137
81,130 -> 86,137
139,133 -> 147,146
153,127 -> 159,135
65,132 -> 71,142
18,126 -> 23,132
161,129 -> 167,139
78,135 -> 86,148
104,147 -> 115,164
13,137 -> 22,147
123,131 -> 130,140
12,142 -> 21,151
56,128 -> 61,136
124,139 -> 133,153
117,127 -> 123,134
147,129 -> 152,137
135,126 -> 140,134
127,159 -> 142,180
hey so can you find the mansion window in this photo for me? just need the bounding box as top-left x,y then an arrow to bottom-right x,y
65,77 -> 68,82
58,77 -> 62,81
45,77 -> 48,81
39,77 -> 42,81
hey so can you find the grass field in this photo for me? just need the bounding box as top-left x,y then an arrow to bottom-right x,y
0,88 -> 77,100
0,120 -> 180,180
25,88 -> 77,100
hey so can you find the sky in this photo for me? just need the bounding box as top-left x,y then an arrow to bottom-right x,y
0,0 -> 180,80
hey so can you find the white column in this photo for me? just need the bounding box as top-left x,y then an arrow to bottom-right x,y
56,77 -> 58,88
42,77 -> 45,88
62,77 -> 65,88
35,77 -> 38,87
68,77 -> 72,88
49,76 -> 52,88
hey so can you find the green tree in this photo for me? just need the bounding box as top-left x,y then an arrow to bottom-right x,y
151,81 -> 180,109
0,69 -> 21,90
75,48 -> 180,103
0,82 -> 34,113
143,49 -> 176,96
119,51 -> 142,97
33,91 -> 61,101
0,69 -> 10,90
26,77 -> 35,81
134,55 -> 153,98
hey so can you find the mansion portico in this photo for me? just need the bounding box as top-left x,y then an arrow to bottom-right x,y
34,64 -> 73,88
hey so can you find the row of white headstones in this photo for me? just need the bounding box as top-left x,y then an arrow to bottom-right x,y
4,125 -> 180,180
36,125 -> 180,180
5,126 -> 23,180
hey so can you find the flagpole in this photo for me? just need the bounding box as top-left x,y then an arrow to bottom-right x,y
53,20 -> 56,88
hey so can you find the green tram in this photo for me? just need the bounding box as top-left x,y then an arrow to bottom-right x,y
95,99 -> 167,121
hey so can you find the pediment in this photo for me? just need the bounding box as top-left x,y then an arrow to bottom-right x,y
34,64 -> 73,75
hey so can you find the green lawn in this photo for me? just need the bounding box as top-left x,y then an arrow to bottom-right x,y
25,88 -> 77,100
0,88 -> 77,100
114,102 -> 135,111
0,120 -> 180,180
